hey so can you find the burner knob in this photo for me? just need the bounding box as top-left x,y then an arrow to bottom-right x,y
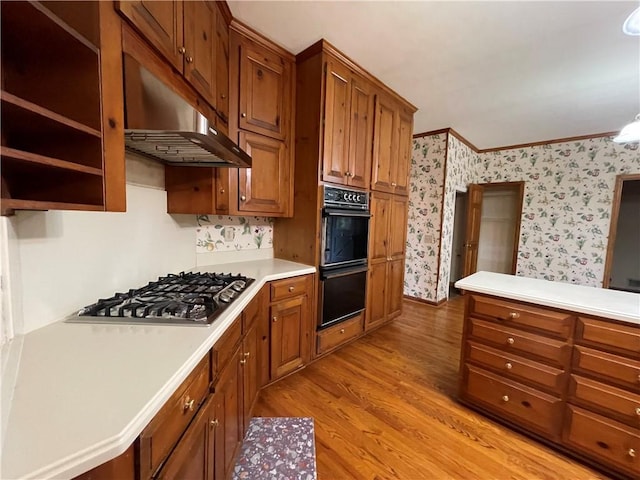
219,293 -> 231,303
356,194 -> 362,202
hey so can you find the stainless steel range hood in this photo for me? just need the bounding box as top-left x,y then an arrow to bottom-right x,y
123,54 -> 251,168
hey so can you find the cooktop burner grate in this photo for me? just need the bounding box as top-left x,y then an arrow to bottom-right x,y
70,272 -> 254,326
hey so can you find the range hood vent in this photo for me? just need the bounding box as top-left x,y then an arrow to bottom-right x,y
123,54 -> 251,168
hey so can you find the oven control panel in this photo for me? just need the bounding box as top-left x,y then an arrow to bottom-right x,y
323,185 -> 369,210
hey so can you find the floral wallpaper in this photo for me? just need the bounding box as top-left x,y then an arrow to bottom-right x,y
404,134 -> 447,301
479,137 -> 640,287
404,132 -> 640,302
196,215 -> 273,253
436,135 -> 482,301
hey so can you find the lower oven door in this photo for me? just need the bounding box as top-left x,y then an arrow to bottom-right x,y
319,264 -> 368,329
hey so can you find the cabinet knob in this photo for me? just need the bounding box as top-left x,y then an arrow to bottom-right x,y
391,182 -> 397,187
186,56 -> 193,64
628,448 -> 636,458
635,407 -> 640,416
244,351 -> 250,358
221,94 -> 226,99
210,419 -> 219,428
183,397 -> 195,412
508,312 -> 520,319
505,362 -> 513,370
220,188 -> 225,194
340,328 -> 345,334
272,316 -> 277,322
240,195 -> 246,201
178,46 -> 186,55
240,359 -> 247,365
501,395 -> 510,402
241,113 -> 247,118
288,286 -> 295,292
507,337 -> 515,345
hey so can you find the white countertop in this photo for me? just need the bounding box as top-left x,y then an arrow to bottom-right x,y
455,271 -> 640,325
0,259 -> 315,480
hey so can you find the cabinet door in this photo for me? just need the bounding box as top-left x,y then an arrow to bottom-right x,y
116,1 -> 184,71
270,296 -> 307,380
215,8 -> 229,134
388,194 -> 409,259
394,107 -> 413,196
183,0 -> 217,106
213,348 -> 243,480
371,93 -> 398,193
347,75 -> 374,189
322,58 -> 351,185
156,397 -> 211,480
368,192 -> 391,262
366,262 -> 388,331
387,257 -> 405,321
237,131 -> 288,215
239,43 -> 288,139
241,323 -> 259,432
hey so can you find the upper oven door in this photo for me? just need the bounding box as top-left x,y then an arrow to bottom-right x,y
321,208 -> 370,268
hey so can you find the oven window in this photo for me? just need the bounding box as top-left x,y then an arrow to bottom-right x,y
320,269 -> 367,328
323,215 -> 369,266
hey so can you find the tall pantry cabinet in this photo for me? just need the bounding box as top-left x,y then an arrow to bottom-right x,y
273,40 -> 416,352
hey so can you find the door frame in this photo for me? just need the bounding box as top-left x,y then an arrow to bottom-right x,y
462,181 -> 525,277
602,173 -> 640,288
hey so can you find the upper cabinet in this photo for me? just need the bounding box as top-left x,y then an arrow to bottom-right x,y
0,1 -> 126,215
371,94 -> 413,196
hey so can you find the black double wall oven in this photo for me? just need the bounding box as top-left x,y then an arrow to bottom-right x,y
319,185 -> 370,329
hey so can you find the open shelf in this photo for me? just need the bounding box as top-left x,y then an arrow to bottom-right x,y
1,147 -> 103,177
1,199 -> 104,215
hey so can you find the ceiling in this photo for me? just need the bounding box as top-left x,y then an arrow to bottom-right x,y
228,1 -> 640,150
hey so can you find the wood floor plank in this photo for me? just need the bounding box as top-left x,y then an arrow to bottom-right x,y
254,295 -> 610,479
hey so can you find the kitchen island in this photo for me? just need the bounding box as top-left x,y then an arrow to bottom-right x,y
455,271 -> 639,479
0,259 -> 315,480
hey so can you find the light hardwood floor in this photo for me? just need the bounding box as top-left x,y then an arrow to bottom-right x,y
253,296 -> 610,480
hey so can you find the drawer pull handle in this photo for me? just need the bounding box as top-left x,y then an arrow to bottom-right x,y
635,407 -> 640,416
508,312 -> 520,319
506,337 -> 515,345
210,419 -> 219,429
502,395 -> 509,402
184,398 -> 195,412
340,329 -> 345,334
629,448 -> 636,458
505,362 -> 513,370
288,286 -> 295,292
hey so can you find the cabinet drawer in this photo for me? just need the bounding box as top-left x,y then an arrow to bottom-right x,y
563,405 -> 639,478
464,364 -> 563,439
466,341 -> 567,393
469,295 -> 574,339
212,317 -> 242,381
317,314 -> 363,355
569,375 -> 640,427
577,317 -> 640,357
270,275 -> 311,302
469,318 -> 571,367
139,355 -> 210,478
573,345 -> 640,390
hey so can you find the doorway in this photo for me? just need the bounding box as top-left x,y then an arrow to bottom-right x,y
449,191 -> 467,295
462,182 -> 524,278
604,174 -> 640,292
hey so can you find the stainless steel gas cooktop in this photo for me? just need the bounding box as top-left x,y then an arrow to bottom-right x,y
68,272 -> 254,326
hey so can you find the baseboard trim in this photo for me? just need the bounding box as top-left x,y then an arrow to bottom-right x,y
403,295 -> 447,307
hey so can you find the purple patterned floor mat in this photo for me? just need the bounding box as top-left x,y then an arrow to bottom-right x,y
232,417 -> 317,480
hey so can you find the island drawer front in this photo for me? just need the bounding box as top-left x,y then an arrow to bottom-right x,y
569,375 -> 640,427
317,313 -> 363,356
139,355 -> 210,478
577,317 -> 640,357
469,318 -> 571,367
464,364 -> 563,439
466,341 -> 567,393
270,275 -> 312,302
563,405 -> 640,478
573,346 -> 640,390
212,316 -> 242,381
469,295 -> 574,339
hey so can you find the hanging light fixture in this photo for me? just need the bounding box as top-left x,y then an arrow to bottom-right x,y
613,114 -> 640,143
623,6 -> 640,35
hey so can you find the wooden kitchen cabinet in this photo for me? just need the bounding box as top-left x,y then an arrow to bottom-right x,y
1,1 -> 126,215
366,192 -> 408,330
459,293 -> 640,479
371,94 -> 413,196
269,275 -> 314,381
240,286 -> 266,431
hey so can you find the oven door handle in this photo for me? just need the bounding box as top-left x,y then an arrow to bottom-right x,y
320,264 -> 369,280
322,207 -> 371,218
